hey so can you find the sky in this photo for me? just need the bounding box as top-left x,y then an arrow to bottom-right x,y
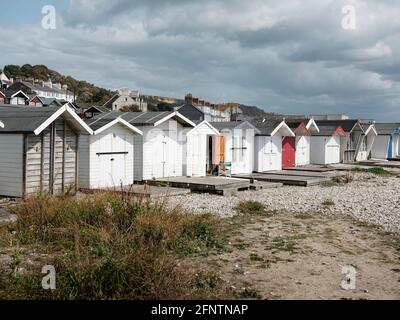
0,0 -> 399,121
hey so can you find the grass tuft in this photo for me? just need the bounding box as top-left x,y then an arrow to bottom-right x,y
235,200 -> 268,215
0,192 -> 227,299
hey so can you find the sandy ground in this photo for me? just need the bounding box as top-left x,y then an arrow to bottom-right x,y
194,211 -> 400,300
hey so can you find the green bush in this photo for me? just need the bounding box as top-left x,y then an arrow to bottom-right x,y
0,192 -> 227,299
235,200 -> 268,215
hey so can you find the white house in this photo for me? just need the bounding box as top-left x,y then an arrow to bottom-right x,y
253,120 -> 295,172
286,119 -> 320,167
310,125 -> 349,165
0,105 -> 93,197
2,89 -> 29,105
208,121 -> 259,175
87,111 -> 196,181
79,117 -> 143,189
371,123 -> 400,160
183,120 -> 220,177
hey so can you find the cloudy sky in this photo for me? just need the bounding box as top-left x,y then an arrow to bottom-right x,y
0,0 -> 399,120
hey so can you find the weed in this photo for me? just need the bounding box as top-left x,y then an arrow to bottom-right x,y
235,201 -> 268,215
235,288 -> 262,299
249,253 -> 264,262
352,167 -> 393,176
321,199 -> 335,206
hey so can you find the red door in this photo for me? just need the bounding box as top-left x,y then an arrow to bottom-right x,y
282,137 -> 296,168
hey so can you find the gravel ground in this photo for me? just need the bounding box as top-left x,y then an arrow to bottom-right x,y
169,172 -> 400,233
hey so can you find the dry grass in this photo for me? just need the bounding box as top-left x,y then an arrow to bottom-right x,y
0,192 -> 228,299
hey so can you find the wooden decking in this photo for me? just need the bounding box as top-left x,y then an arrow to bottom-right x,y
81,184 -> 191,198
145,176 -> 285,196
234,170 -> 334,186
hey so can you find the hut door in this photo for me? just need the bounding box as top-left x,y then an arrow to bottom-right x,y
282,137 -> 296,168
296,136 -> 309,166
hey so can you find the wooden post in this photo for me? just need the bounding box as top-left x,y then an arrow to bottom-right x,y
75,132 -> 79,194
62,120 -> 66,193
40,132 -> 44,193
22,134 -> 27,199
49,122 -> 55,195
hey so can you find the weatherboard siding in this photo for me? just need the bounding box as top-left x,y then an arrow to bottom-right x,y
0,134 -> 24,197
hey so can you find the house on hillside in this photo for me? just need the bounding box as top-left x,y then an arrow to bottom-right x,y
0,105 -> 92,197
1,89 -> 29,105
7,78 -> 74,102
371,123 -> 400,160
83,105 -> 110,118
177,93 -> 242,123
86,111 -> 195,181
103,88 -> 147,112
0,70 -> 13,90
253,120 -> 295,172
0,90 -> 5,104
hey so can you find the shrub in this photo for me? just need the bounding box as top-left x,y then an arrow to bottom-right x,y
0,192 -> 227,299
235,200 -> 267,215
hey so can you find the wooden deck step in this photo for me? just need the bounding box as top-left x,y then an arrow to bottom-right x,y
234,173 -> 331,186
249,181 -> 283,190
145,176 -> 251,195
268,170 -> 345,178
283,165 -> 334,173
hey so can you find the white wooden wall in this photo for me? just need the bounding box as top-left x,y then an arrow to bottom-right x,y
0,134 -> 23,197
138,119 -> 185,180
222,126 -> 255,175
254,135 -> 282,172
79,124 -> 135,189
185,123 -> 216,177
310,136 -> 341,165
371,135 -> 389,159
295,136 -> 310,166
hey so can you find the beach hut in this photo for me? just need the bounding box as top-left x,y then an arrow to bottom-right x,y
285,119 -> 320,167
183,120 -> 220,177
78,117 -> 143,189
310,125 -> 348,165
0,105 -> 93,197
87,111 -> 195,181
209,121 -> 259,175
253,120 -> 295,172
371,123 -> 400,160
315,120 -> 377,162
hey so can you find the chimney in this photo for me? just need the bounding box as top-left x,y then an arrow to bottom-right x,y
184,93 -> 193,106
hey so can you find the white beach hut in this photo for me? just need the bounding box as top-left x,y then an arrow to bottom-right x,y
87,111 -> 195,181
253,120 -> 295,172
183,120 -> 220,177
79,117 -> 143,189
0,105 -> 93,197
371,123 -> 400,160
285,119 -> 320,167
310,125 -> 349,165
209,121 -> 259,175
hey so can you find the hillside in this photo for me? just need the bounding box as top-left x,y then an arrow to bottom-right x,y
3,64 -> 114,104
2,64 -> 272,116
